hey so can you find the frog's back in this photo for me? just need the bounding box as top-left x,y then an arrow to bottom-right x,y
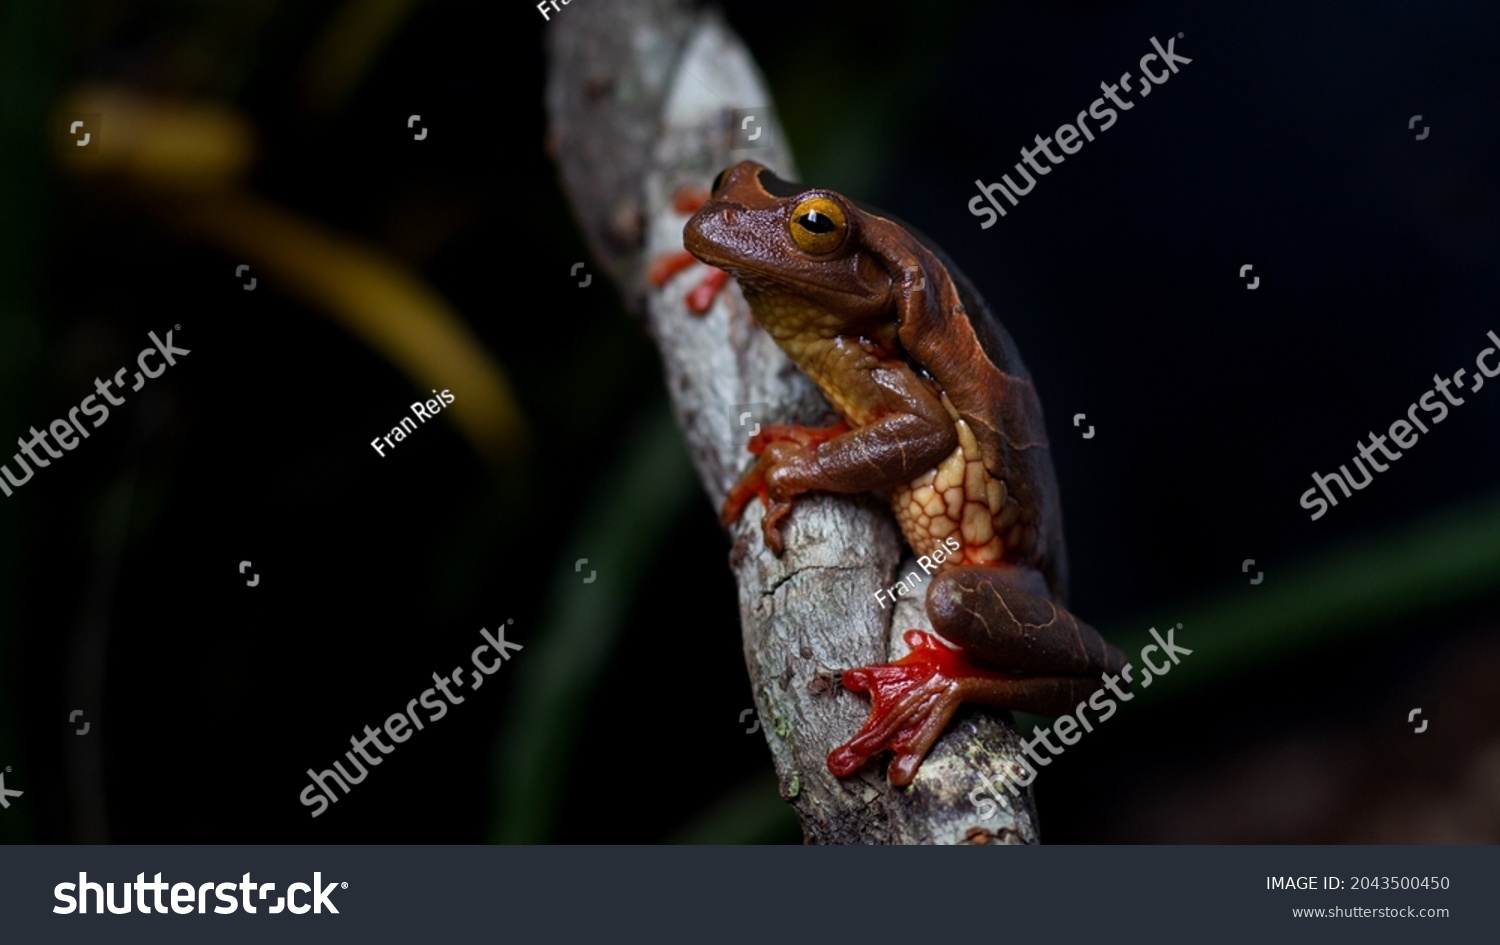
868,207 -> 1071,602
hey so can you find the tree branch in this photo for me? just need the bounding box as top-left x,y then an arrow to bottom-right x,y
546,0 -> 1037,844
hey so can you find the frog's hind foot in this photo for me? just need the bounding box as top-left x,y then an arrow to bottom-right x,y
828,630 -> 1018,787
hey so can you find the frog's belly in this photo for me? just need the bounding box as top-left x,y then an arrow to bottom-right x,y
889,416 -> 1035,568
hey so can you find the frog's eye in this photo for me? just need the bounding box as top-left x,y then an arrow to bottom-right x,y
710,168 -> 729,196
789,196 -> 848,255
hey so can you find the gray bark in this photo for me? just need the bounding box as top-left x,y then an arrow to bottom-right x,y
546,0 -> 1038,844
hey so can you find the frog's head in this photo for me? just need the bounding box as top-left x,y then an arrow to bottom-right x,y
684,161 -> 893,324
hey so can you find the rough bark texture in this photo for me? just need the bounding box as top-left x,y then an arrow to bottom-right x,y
546,0 -> 1038,844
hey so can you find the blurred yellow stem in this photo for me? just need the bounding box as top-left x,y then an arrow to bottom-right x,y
173,192 -> 527,464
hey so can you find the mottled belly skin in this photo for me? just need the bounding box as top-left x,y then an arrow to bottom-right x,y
767,310 -> 1041,572
890,400 -> 1036,569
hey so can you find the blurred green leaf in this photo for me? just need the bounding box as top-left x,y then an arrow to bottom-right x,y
1110,492 -> 1500,702
489,398 -> 699,843
301,0 -> 422,113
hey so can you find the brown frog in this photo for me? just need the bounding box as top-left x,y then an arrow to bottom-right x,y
680,161 -> 1127,786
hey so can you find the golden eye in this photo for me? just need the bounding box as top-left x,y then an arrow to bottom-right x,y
789,196 -> 848,254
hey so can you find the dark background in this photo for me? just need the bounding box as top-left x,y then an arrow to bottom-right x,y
1,0 -> 1497,844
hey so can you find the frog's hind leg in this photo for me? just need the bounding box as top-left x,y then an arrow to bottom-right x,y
926,565 -> 1127,682
828,565 -> 1127,786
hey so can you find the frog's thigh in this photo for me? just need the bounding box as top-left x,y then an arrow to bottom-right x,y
926,565 -> 1125,675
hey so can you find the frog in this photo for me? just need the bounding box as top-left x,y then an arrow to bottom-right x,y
676,160 -> 1128,787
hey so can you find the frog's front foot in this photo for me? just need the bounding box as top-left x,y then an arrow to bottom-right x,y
829,630 -> 1020,787
720,454 -> 799,555
648,252 -> 730,314
649,185 -> 733,314
720,423 -> 851,555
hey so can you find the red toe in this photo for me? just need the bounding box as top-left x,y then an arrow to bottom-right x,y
647,250 -> 699,287
828,631 -> 1015,785
685,268 -> 730,314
